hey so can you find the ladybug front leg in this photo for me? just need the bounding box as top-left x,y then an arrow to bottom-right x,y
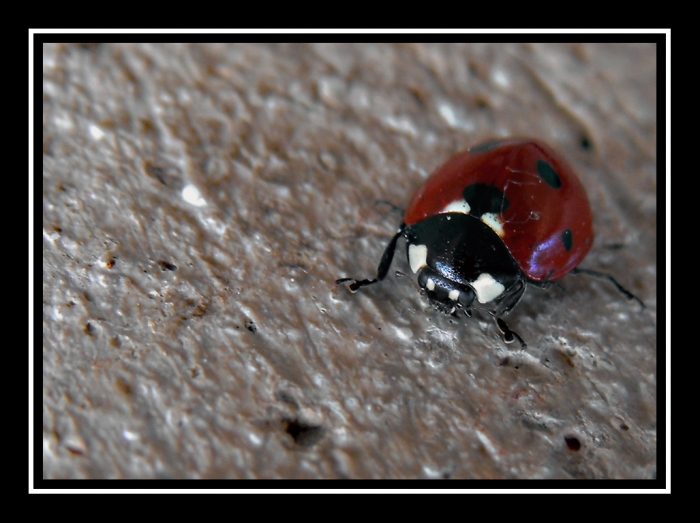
336,225 -> 404,292
495,317 -> 527,350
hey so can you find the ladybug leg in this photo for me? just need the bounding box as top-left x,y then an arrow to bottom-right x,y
528,271 -> 566,292
336,226 -> 404,292
571,267 -> 645,309
530,280 -> 566,292
495,279 -> 527,316
495,317 -> 527,350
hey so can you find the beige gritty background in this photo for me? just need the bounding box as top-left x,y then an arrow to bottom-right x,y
41,43 -> 657,479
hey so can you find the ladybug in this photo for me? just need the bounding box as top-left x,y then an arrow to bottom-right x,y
336,138 -> 644,348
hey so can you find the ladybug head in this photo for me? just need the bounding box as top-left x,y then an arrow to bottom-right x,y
416,266 -> 476,316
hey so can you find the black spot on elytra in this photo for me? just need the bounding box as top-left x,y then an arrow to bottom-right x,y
469,140 -> 502,154
536,159 -> 562,188
462,183 -> 509,218
562,229 -> 573,251
283,418 -> 324,447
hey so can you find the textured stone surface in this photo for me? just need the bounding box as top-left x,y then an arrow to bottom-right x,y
42,43 -> 657,479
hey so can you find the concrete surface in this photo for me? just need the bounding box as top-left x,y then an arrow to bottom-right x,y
41,42 -> 658,480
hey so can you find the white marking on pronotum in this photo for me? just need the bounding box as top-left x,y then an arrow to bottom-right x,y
471,273 -> 505,303
408,244 -> 428,274
441,200 -> 471,215
481,212 -> 505,237
426,278 -> 436,291
448,289 -> 460,301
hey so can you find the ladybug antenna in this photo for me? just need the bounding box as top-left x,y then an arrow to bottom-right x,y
374,200 -> 404,215
571,267 -> 645,310
395,270 -> 424,295
495,317 -> 527,350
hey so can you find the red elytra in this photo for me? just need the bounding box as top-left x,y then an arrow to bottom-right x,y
404,138 -> 594,282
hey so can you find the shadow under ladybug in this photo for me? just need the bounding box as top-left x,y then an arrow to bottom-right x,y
336,139 -> 644,349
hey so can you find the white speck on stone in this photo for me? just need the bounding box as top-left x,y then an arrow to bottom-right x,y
53,111 -> 74,131
437,101 -> 475,131
51,306 -> 63,321
43,228 -> 60,243
476,429 -> 500,461
317,75 -> 345,108
384,115 -> 417,137
491,68 -> 510,88
88,124 -> 105,140
423,465 -> 441,478
182,184 -> 206,207
438,102 -> 458,126
394,327 -> 414,341
312,373 -> 327,388
204,217 -> 227,237
274,185 -> 290,199
248,432 -> 262,446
